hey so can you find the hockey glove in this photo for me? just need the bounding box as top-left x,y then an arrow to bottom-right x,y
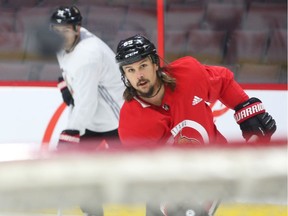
57,129 -> 80,150
58,76 -> 74,106
234,97 -> 276,142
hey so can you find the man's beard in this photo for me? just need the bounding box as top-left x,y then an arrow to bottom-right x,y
137,85 -> 155,98
137,82 -> 162,98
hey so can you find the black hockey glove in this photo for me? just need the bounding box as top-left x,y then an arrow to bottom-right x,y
234,97 -> 276,142
57,129 -> 80,150
57,76 -> 74,106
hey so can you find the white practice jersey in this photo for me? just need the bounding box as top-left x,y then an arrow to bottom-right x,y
56,27 -> 124,135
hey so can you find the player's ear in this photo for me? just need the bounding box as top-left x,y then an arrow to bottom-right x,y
154,63 -> 159,72
74,25 -> 81,33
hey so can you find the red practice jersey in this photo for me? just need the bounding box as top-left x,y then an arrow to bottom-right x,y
119,57 -> 248,148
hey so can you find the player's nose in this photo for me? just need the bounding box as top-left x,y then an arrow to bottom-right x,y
136,70 -> 144,79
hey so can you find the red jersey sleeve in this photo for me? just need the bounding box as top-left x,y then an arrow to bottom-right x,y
169,57 -> 249,109
201,64 -> 249,109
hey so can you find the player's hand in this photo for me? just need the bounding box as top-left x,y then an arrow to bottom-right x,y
58,76 -> 74,106
234,97 -> 276,142
57,129 -> 80,150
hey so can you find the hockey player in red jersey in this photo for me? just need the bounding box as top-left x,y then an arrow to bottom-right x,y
115,35 -> 276,148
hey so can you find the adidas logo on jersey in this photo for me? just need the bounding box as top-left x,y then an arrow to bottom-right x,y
192,96 -> 202,105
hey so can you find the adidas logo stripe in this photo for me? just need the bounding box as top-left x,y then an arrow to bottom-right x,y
192,96 -> 202,105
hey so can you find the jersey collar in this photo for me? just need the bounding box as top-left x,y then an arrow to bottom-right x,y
133,96 -> 151,108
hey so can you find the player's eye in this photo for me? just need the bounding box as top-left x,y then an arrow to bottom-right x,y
53,29 -> 61,33
63,29 -> 72,33
126,68 -> 135,73
140,63 -> 147,69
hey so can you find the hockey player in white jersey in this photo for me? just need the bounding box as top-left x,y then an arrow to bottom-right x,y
50,5 -> 124,150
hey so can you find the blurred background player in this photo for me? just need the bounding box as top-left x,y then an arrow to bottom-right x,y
115,34 -> 276,148
50,5 -> 124,150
